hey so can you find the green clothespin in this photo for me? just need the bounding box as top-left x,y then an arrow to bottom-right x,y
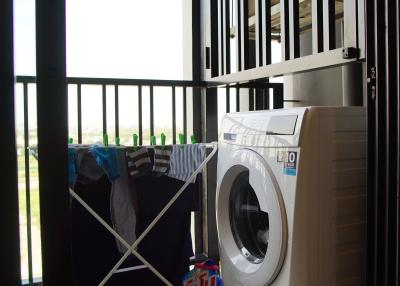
190,135 -> 197,144
160,133 -> 166,149
103,133 -> 109,147
68,138 -> 73,144
133,133 -> 138,146
116,137 -> 120,146
150,135 -> 157,146
179,133 -> 185,145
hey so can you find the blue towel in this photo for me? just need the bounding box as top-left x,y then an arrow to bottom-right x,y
90,145 -> 120,182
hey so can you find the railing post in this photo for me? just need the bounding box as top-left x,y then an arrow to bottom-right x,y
0,0 -> 21,284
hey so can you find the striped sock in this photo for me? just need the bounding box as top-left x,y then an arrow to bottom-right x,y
152,146 -> 172,177
126,147 -> 152,178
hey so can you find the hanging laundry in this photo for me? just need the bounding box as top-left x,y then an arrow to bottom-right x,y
126,147 -> 152,178
152,146 -> 172,177
110,148 -> 138,253
167,144 -> 206,183
74,146 -> 105,185
68,148 -> 77,186
90,145 -> 120,181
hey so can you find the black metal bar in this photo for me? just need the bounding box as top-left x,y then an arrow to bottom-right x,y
249,88 -> 255,110
236,0 -> 242,70
172,86 -> 176,144
312,0 -> 324,53
240,0 -> 249,70
264,88 -> 270,110
183,87 -> 187,143
386,0 -> 398,284
323,0 -> 335,51
114,85 -> 119,139
77,84 -> 82,144
255,0 -> 263,66
281,0 -> 290,60
366,0 -> 377,283
150,85 -> 154,137
236,86 -> 240,111
219,0 -> 224,75
16,76 -> 209,88
102,84 -> 107,135
289,0 -> 300,59
0,0 -> 20,281
224,0 -> 231,74
264,0 -> 272,65
397,0 -> 400,281
35,0 -> 72,283
138,85 -> 143,145
211,0 -> 220,77
23,83 -> 33,283
226,86 -> 230,113
273,85 -> 284,109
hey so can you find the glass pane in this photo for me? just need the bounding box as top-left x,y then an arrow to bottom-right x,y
229,170 -> 269,263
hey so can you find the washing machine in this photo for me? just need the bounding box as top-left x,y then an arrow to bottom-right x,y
216,107 -> 366,286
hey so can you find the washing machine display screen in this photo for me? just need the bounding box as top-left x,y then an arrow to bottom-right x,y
229,171 -> 269,264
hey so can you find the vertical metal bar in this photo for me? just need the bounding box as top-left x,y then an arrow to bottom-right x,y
374,0 -> 388,284
114,85 -> 119,139
218,0 -> 224,75
235,0 -> 242,70
35,0 -> 72,282
240,0 -> 249,70
249,88 -> 254,110
226,86 -> 230,113
236,86 -> 240,112
281,0 -> 290,60
264,88 -> 270,109
23,83 -> 33,284
0,0 -> 21,283
172,86 -> 176,144
102,84 -> 107,135
255,88 -> 263,110
386,0 -> 398,284
323,0 -> 335,51
289,0 -> 300,59
343,0 -> 358,49
255,0 -> 263,66
150,85 -> 154,137
312,0 -> 324,53
138,85 -> 143,145
183,87 -> 187,143
263,0 -> 272,65
77,84 -> 82,144
397,0 -> 400,281
224,0 -> 231,74
211,0 -> 220,77
273,85 -> 284,109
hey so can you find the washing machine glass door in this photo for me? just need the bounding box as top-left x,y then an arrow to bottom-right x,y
217,149 -> 287,286
230,171 -> 269,264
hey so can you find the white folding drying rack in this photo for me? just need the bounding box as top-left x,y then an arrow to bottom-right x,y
67,142 -> 218,286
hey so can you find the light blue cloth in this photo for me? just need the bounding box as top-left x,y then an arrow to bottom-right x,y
89,145 -> 120,182
167,144 -> 206,183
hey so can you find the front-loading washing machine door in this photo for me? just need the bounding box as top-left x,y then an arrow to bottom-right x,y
217,149 -> 287,286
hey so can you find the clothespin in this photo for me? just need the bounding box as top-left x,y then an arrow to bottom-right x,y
179,133 -> 185,145
103,133 -> 109,148
160,133 -> 166,149
190,135 -> 197,144
150,135 -> 157,146
116,137 -> 120,146
132,133 -> 138,150
68,138 -> 73,144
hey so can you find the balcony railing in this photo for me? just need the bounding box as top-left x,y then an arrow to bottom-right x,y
15,75 -> 283,285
